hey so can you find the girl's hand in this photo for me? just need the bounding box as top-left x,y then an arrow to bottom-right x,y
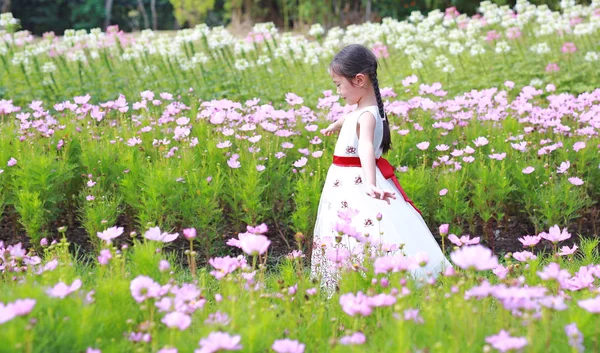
321,119 -> 344,136
321,122 -> 341,136
363,184 -> 396,204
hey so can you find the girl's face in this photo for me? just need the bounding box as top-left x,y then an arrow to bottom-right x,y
329,71 -> 366,106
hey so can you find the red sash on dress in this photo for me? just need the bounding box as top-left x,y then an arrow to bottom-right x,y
332,155 -> 422,215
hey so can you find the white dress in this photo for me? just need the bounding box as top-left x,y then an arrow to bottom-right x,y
310,105 -> 452,294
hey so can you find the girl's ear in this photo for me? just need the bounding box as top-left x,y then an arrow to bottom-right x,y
353,73 -> 366,87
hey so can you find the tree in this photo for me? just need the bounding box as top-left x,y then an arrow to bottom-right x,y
104,0 -> 113,29
1,0 -> 11,13
169,0 -> 216,27
151,0 -> 157,29
137,0 -> 150,29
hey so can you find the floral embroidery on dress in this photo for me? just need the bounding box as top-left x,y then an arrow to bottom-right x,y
333,180 -> 341,187
364,218 -> 374,227
354,176 -> 363,185
345,146 -> 357,154
341,201 -> 348,209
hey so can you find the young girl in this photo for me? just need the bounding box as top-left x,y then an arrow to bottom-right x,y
311,44 -> 452,294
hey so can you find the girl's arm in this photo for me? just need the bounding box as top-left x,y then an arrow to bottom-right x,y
357,112 -> 396,204
357,112 -> 377,186
321,116 -> 345,136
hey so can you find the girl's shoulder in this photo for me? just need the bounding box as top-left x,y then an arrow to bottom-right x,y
354,105 -> 380,121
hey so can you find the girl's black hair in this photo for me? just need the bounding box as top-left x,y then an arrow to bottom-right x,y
329,44 -> 391,154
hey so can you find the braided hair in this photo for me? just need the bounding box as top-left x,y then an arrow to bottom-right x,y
329,44 -> 391,154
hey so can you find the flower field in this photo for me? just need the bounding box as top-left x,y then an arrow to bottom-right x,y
1,1 -> 600,106
1,0 -> 600,352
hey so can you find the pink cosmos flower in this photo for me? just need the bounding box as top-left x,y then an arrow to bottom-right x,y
46,279 -> 82,299
247,223 -> 268,234
367,293 -> 396,307
537,263 -> 570,282
144,227 -> 179,242
557,161 -> 570,174
493,264 -> 509,279
557,245 -> 578,256
272,339 -> 305,353
473,137 -> 489,147
546,63 -> 560,72
159,260 -> 171,272
298,148 -> 310,156
439,224 -> 449,236
485,330 -> 528,352
74,94 -> 91,105
0,304 -> 15,324
7,158 -> 17,167
577,296 -> 600,313
98,249 -> 112,265
506,27 -> 521,39
312,151 -> 323,158
562,42 -> 577,53
564,323 -> 585,352
157,349 -> 177,353
489,153 -> 507,160
339,332 -> 366,345
416,142 -> 430,150
227,154 -> 241,169
42,259 -> 58,272
293,157 -> 308,168
239,233 -> 270,256
205,312 -> 231,325
128,332 -> 151,343
339,292 -> 373,316
183,228 -> 197,240
216,141 -> 232,149
97,226 -> 124,242
573,141 -> 586,152
326,247 -> 351,264
372,43 -> 389,59
568,177 -> 584,186
373,253 -> 416,274
6,299 -> 36,320
450,245 -> 498,271
285,93 -> 304,106
512,251 -> 537,262
485,30 -> 501,42
439,188 -> 448,196
403,309 -> 424,324
539,225 -> 571,243
522,166 -> 535,174
402,75 -> 418,87
195,331 -> 242,353
130,275 -> 161,303
448,234 -> 480,247
518,235 -> 541,248
209,256 -> 245,279
161,311 -> 192,331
